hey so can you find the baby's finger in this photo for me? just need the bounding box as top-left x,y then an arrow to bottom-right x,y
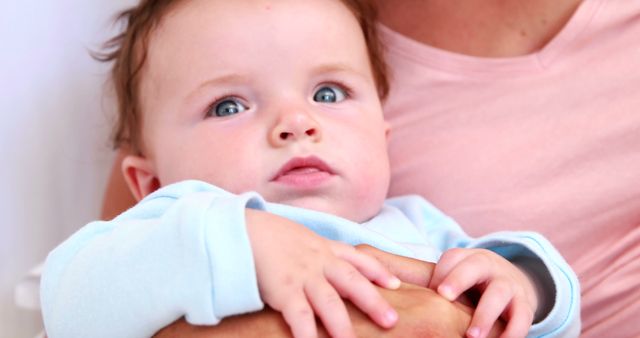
326,261 -> 398,329
435,253 -> 495,301
280,294 -> 318,338
333,243 -> 401,289
356,244 -> 436,286
430,248 -> 474,289
305,280 -> 356,338
466,279 -> 513,338
501,300 -> 535,338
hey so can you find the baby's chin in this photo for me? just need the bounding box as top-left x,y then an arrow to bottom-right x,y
272,195 -> 380,224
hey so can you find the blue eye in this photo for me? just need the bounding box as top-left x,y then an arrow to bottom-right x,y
208,98 -> 247,117
313,85 -> 347,103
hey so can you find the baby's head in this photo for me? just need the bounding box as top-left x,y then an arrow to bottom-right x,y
104,0 -> 391,222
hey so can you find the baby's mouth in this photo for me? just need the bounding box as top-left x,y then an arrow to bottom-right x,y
272,156 -> 335,187
283,167 -> 324,175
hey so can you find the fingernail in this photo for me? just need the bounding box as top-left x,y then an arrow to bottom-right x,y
384,308 -> 398,326
438,285 -> 456,300
466,326 -> 481,338
387,276 -> 401,289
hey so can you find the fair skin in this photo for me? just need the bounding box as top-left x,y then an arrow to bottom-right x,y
153,246 -> 508,338
117,0 -> 538,337
125,1 -> 398,337
100,1 -> 584,337
151,246 -> 510,338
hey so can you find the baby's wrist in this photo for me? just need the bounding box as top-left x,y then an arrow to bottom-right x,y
511,255 -> 554,323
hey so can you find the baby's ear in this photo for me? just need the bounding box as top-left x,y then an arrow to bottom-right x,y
121,155 -> 160,201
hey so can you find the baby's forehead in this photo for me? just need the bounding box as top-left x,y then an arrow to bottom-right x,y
151,0 -> 361,37
141,0 -> 368,77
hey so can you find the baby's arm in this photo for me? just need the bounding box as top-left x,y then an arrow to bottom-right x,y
429,248 -> 537,338
481,236 -> 579,338
41,183 -> 266,337
41,181 -> 399,338
386,196 -> 581,338
244,208 -> 400,338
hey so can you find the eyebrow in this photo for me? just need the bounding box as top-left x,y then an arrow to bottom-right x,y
310,63 -> 371,80
185,62 -> 371,102
186,73 -> 251,101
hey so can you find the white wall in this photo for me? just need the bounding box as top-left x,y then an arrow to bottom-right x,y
0,0 -> 136,336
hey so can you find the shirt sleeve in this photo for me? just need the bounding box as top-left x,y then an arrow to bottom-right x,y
386,196 -> 581,338
464,232 -> 581,338
40,181 -> 266,338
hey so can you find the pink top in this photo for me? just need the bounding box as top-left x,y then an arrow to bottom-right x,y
381,0 -> 640,336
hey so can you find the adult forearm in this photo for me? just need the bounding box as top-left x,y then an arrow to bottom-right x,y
154,307 -> 294,338
154,284 -> 503,338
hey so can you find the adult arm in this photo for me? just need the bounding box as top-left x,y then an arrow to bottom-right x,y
155,280 -> 504,338
154,247 -> 505,338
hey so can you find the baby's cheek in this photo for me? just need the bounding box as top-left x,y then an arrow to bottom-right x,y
194,165 -> 255,194
224,175 -> 261,194
351,172 -> 389,220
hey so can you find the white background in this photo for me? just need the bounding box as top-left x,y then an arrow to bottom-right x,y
0,0 -> 136,336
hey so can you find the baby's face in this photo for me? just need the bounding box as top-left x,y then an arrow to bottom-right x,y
138,0 -> 390,222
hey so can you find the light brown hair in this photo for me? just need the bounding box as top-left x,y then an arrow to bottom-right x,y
96,0 -> 388,154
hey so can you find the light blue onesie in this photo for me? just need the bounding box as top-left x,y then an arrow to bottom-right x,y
41,180 -> 580,338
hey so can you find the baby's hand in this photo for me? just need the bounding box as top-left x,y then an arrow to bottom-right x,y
429,248 -> 538,338
245,210 -> 401,338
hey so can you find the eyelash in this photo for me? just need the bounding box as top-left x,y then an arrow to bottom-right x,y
202,81 -> 354,117
204,95 -> 248,118
319,81 -> 353,99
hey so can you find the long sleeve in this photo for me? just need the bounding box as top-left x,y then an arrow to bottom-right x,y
384,196 -> 581,338
41,181 -> 266,338
41,181 -> 580,338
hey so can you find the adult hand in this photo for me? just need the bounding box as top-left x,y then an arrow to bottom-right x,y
154,284 -> 503,338
154,246 -> 505,338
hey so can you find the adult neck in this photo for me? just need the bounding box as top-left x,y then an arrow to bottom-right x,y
374,0 -> 583,57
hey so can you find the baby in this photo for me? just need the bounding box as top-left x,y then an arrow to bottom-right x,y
41,0 -> 580,338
